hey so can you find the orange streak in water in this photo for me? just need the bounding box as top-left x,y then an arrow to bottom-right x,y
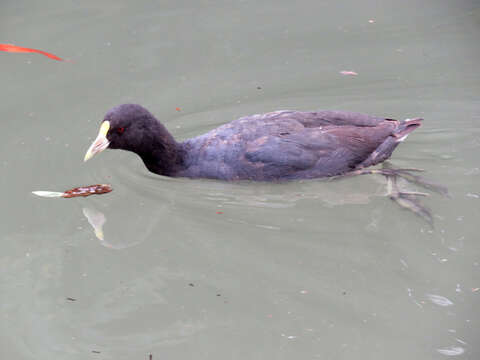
0,43 -> 64,61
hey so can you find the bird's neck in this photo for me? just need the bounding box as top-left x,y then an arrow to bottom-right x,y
137,123 -> 185,176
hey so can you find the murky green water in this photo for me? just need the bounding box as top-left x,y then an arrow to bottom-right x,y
1,1 -> 479,359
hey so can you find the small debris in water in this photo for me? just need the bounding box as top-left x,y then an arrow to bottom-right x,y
340,70 -> 358,76
368,19 -> 375,23
216,211 -> 224,214
427,294 -> 454,307
0,43 -> 64,61
32,184 -> 112,198
437,346 -> 464,356
63,184 -> 112,198
91,350 -> 101,354
188,283 -> 195,287
66,297 -> 77,301
175,107 -> 181,111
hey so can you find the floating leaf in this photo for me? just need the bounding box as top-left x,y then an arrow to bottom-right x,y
32,184 -> 112,198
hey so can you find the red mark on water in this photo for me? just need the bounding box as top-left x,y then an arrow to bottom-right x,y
216,211 -> 223,214
340,70 -> 358,76
175,107 -> 181,111
0,43 -> 64,61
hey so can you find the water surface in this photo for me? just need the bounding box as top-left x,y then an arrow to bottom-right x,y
1,0 -> 479,359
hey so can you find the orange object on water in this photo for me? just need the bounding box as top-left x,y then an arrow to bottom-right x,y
0,43 -> 64,61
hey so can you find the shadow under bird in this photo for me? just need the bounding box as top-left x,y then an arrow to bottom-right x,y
84,104 -> 447,222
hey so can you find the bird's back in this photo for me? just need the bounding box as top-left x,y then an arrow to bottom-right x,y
177,110 -> 419,180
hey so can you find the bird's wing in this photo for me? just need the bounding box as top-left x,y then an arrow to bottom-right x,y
266,110 -> 390,128
241,111 -> 397,178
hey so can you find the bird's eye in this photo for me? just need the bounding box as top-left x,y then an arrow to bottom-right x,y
117,127 -> 125,134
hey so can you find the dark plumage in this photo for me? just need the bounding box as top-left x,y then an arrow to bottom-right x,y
84,104 -> 422,181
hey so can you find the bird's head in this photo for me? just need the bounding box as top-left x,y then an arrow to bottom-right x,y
84,104 -> 161,161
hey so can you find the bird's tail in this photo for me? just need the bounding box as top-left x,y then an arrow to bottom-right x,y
356,117 -> 423,168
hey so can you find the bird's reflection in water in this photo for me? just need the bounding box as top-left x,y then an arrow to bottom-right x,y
81,166 -> 446,248
82,207 -> 106,241
82,205 -> 149,249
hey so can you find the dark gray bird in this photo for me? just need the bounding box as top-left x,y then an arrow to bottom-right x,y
84,104 -> 422,181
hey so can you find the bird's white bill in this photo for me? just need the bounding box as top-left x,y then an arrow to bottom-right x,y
84,121 -> 110,162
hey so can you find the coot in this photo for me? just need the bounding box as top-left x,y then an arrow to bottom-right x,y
84,104 -> 422,181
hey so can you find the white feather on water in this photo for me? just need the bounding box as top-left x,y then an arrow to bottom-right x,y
31,191 -> 64,198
